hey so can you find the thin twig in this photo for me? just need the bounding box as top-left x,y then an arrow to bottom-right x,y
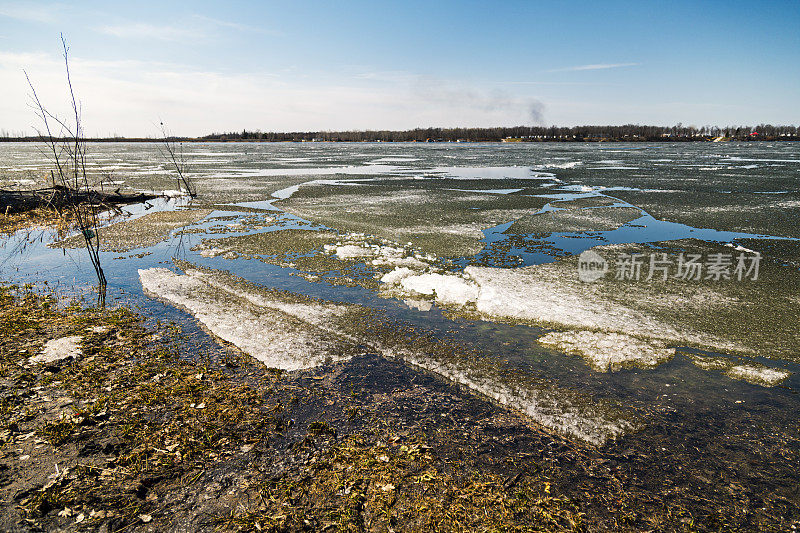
24,34 -> 107,306
158,122 -> 196,198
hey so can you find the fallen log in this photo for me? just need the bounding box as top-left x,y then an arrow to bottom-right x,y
0,185 -> 161,214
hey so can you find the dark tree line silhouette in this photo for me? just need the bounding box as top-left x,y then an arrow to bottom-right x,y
199,124 -> 800,142
2,124 -> 798,143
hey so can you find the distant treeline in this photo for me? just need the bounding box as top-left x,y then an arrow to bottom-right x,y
2,124 -> 798,143
200,124 -> 799,142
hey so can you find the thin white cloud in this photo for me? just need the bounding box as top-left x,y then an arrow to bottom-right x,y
352,69 -> 415,83
498,80 -> 616,86
0,50 -> 52,68
1,50 -> 550,136
0,2 -> 62,23
547,62 -> 639,73
97,14 -> 279,42
190,14 -> 279,35
0,51 -> 175,74
98,23 -> 199,42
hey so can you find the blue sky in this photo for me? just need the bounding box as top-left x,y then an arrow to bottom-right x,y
1,0 -> 798,136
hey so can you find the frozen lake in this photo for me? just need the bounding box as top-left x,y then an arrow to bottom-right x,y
1,141 -> 799,454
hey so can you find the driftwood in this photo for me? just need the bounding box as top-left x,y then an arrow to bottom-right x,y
0,185 -> 160,214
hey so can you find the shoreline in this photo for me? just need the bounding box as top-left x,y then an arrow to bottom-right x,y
0,213 -> 796,531
0,281 -> 589,531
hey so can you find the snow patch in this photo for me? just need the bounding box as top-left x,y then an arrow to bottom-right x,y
31,336 -> 82,364
690,354 -> 791,387
537,331 -> 674,371
380,267 -> 416,285
726,365 -> 791,386
333,244 -> 375,259
399,273 -> 479,306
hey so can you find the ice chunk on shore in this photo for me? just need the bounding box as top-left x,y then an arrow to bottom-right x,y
199,247 -> 226,258
400,273 -> 479,306
404,299 -> 433,312
389,347 -> 635,445
140,265 -> 635,444
30,336 -> 83,364
690,353 -> 791,387
381,267 -> 415,285
537,331 -> 674,371
725,364 -> 791,386
333,244 -> 375,259
381,262 -> 751,371
139,268 -> 354,370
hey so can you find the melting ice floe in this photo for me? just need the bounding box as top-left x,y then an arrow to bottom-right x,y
379,261 -> 793,385
726,365 -> 791,386
322,240 -> 435,269
533,161 -> 582,170
417,166 -> 557,180
207,164 -> 399,180
537,331 -> 673,372
389,345 -> 635,445
392,271 -> 480,307
139,267 -> 355,371
381,264 -> 755,367
382,264 -> 686,339
195,218 -> 793,384
138,266 -> 636,444
188,208 -> 793,386
445,188 -> 524,195
689,354 -> 791,387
